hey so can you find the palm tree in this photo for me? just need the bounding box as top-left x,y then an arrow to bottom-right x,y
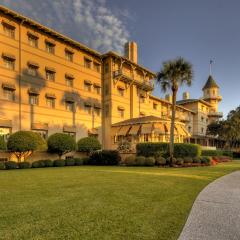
157,57 -> 193,165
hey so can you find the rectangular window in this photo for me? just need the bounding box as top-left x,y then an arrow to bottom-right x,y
28,66 -> 38,76
3,89 -> 15,101
94,86 -> 101,95
84,58 -> 92,69
118,109 -> 124,118
84,83 -> 91,92
3,58 -> 15,70
46,70 -> 55,81
29,95 -> 39,105
153,103 -> 157,110
3,23 -> 15,39
65,50 -> 73,62
93,62 -> 100,72
45,41 -> 55,54
46,97 -> 55,108
66,102 -> 74,112
66,78 -> 73,87
28,34 -> 38,48
117,88 -> 124,97
84,106 -> 91,115
33,130 -> 48,140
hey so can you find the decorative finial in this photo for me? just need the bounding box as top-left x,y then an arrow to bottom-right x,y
209,59 -> 213,75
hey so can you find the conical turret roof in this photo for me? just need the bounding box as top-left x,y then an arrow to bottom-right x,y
202,75 -> 219,90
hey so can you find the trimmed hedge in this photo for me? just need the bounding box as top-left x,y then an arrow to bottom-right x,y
43,159 -> 53,167
124,156 -> 136,166
18,162 -> 31,169
201,150 -> 233,158
74,158 -> 84,166
155,157 -> 166,166
5,161 -> 18,170
65,158 -> 75,166
53,159 -> 65,167
89,150 -> 121,165
77,137 -> 101,153
136,143 -> 201,158
0,162 -> 5,170
32,160 -> 45,168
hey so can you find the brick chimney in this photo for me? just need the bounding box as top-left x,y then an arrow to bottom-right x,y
124,41 -> 138,63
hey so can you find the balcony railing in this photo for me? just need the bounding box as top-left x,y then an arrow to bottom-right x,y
113,70 -> 154,91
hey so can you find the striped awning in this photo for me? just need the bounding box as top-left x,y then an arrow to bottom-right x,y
2,83 -> 16,90
2,53 -> 16,60
28,87 -> 39,95
181,125 -> 191,137
118,125 -> 130,136
45,93 -> 56,99
45,66 -> 56,73
128,125 -> 140,135
153,123 -> 165,134
141,123 -> 153,134
93,83 -> 101,88
164,123 -> 171,133
65,73 -> 74,79
176,125 -> 186,136
84,80 -> 92,85
28,61 -> 39,68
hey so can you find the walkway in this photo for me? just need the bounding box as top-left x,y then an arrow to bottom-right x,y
178,171 -> 240,240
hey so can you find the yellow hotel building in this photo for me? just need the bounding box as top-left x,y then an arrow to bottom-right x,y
0,6 -> 223,151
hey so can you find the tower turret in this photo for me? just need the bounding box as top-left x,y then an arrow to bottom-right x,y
202,75 -> 222,121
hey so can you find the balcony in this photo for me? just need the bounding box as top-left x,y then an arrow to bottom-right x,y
208,111 -> 223,118
113,70 -> 154,91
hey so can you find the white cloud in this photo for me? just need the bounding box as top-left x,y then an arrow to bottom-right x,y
1,0 -> 130,53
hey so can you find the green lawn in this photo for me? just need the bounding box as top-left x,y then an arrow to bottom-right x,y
0,162 -> 240,240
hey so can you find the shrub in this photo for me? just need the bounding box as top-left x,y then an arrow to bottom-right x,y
124,155 -> 136,166
117,139 -> 132,153
89,150 -> 121,165
7,131 -> 39,162
167,157 -> 177,165
0,136 -> 7,151
135,156 -> 146,166
74,158 -> 83,166
176,158 -> 184,165
43,159 -> 53,167
201,156 -> 211,165
5,161 -> 18,170
136,143 -> 201,158
155,157 -> 166,166
82,157 -> 90,165
53,159 -> 65,167
145,157 -> 155,166
32,160 -> 45,168
201,150 -> 233,158
193,157 -> 201,163
183,157 -> 193,164
18,162 -> 31,169
77,137 -> 101,154
65,158 -> 75,166
48,133 -> 76,159
28,132 -> 47,151
0,162 -> 5,170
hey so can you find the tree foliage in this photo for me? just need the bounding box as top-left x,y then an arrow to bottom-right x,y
157,57 -> 193,164
207,106 -> 240,148
0,136 -> 7,151
47,133 -> 76,158
7,131 -> 39,162
77,137 -> 101,154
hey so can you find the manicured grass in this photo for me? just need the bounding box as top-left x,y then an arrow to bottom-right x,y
0,162 -> 240,240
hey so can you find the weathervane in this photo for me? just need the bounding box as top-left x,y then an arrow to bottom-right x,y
209,59 -> 213,75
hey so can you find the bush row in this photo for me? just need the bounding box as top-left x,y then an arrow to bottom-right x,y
124,155 -> 211,166
201,150 -> 233,158
0,158 -> 89,170
136,143 -> 201,158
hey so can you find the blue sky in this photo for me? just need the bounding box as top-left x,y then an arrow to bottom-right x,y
1,0 -> 239,117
